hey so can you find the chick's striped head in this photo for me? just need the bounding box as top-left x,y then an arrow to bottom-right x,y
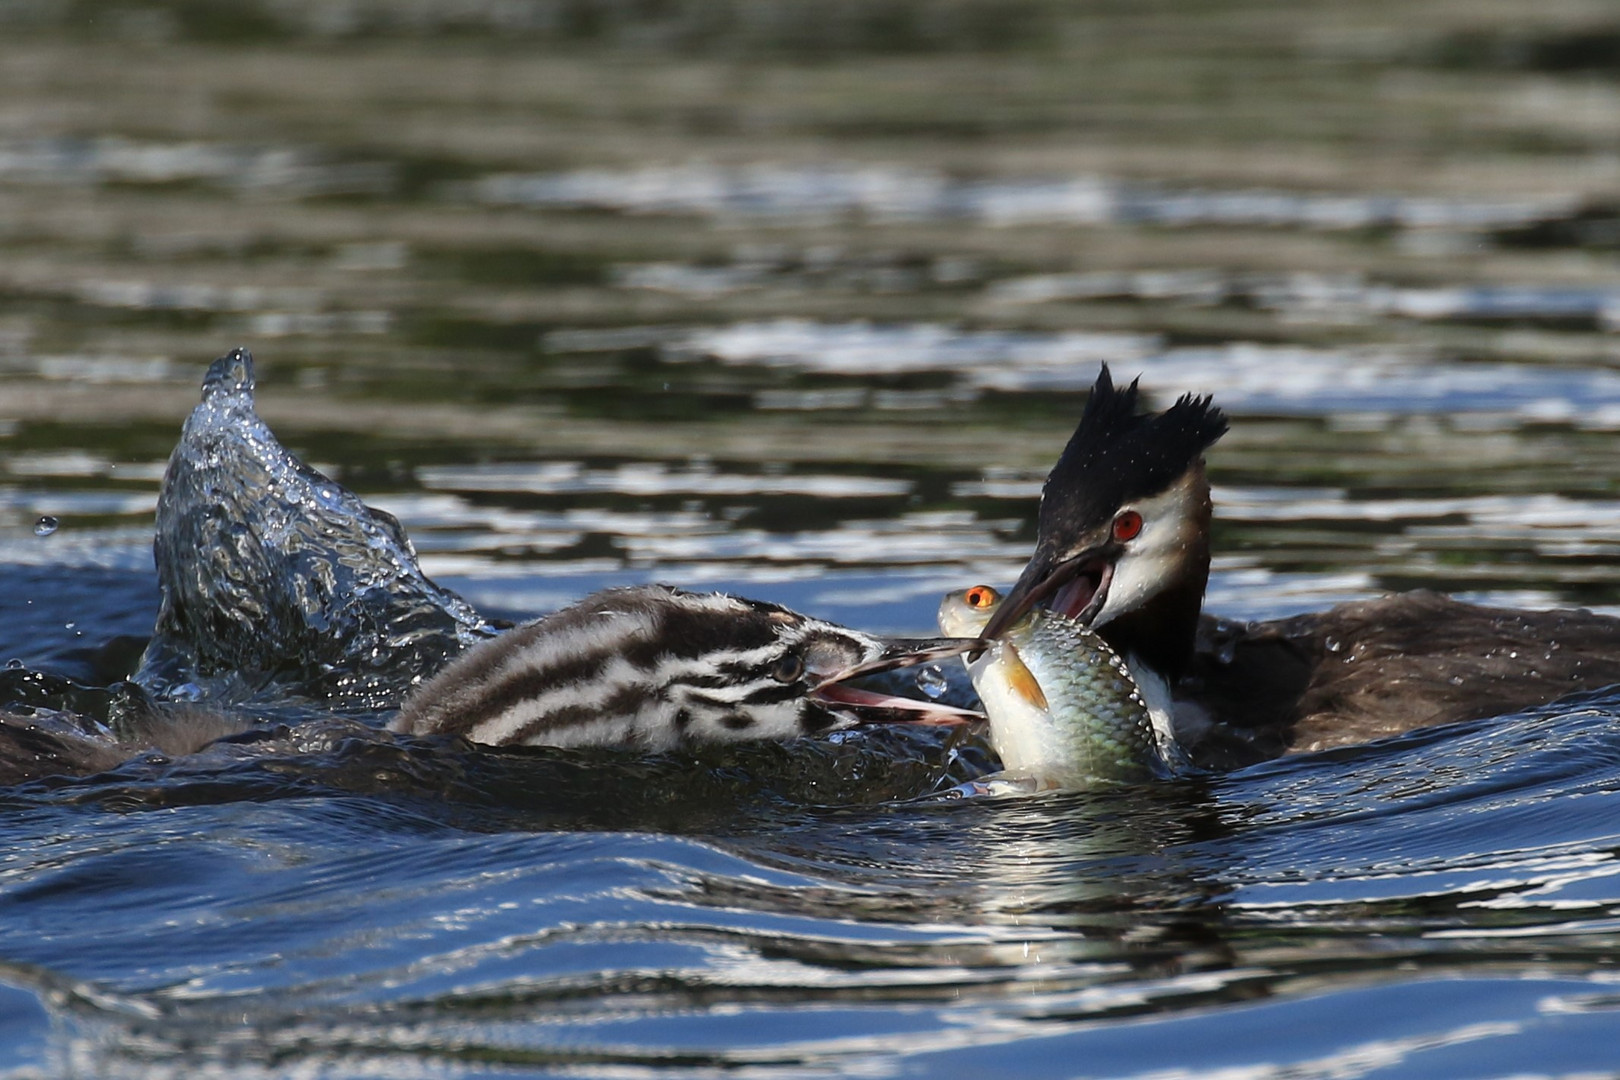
394,585 -> 925,749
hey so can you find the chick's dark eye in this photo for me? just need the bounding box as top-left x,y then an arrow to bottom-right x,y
771,653 -> 805,683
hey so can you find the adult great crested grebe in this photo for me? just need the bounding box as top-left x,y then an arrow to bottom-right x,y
977,366 -> 1620,768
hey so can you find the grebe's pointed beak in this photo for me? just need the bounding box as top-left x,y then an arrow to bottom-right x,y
814,636 -> 984,686
980,540 -> 1116,641
809,636 -> 985,724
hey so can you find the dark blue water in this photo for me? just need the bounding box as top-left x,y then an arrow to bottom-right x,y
7,361 -> 1620,1076
4,641 -> 1620,1075
10,2 -> 1620,1074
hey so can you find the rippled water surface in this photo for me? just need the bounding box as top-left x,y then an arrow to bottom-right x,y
7,1 -> 1620,1075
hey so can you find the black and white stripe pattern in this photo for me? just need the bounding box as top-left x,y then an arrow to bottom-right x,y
392,585 -> 888,749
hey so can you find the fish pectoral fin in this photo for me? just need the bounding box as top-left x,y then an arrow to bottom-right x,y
1003,644 -> 1049,711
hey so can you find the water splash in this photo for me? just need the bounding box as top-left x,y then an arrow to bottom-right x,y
32,516 -> 58,537
133,348 -> 498,711
916,664 -> 950,700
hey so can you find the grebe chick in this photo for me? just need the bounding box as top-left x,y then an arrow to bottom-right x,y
393,584 -> 979,749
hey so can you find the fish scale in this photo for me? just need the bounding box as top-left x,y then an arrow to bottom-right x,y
940,586 -> 1158,785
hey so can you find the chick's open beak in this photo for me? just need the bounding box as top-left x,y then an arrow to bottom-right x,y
809,636 -> 984,723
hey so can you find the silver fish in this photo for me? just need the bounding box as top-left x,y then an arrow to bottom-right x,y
939,584 -> 1160,785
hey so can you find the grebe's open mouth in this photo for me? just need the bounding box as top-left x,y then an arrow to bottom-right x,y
1050,558 -> 1114,625
809,637 -> 986,726
980,551 -> 1116,640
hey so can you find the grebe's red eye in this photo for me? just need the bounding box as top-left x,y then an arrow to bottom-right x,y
1112,510 -> 1143,542
965,585 -> 998,609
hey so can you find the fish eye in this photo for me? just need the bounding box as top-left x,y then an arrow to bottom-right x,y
965,585 -> 999,609
770,652 -> 805,683
1112,510 -> 1143,542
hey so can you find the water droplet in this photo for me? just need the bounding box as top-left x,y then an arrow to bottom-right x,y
169,682 -> 204,702
1325,636 -> 1341,653
63,621 -> 74,630
915,664 -> 949,700
5,658 -> 23,670
1449,675 -> 1465,686
1215,639 -> 1237,665
33,516 -> 58,536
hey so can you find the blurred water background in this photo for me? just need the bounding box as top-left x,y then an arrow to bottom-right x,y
6,1 -> 1620,1076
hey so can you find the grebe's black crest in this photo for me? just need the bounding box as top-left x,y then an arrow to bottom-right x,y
1042,365 -> 1228,534
979,365 -> 1228,661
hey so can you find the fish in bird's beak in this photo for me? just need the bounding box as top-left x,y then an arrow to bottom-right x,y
978,533 -> 1118,642
809,636 -> 985,724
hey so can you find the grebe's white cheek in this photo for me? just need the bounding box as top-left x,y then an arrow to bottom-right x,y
1091,479 -> 1203,629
